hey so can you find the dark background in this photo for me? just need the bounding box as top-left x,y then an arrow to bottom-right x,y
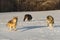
0,0 -> 60,12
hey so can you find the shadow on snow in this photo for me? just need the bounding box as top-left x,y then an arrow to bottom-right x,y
17,24 -> 60,32
17,26 -> 47,32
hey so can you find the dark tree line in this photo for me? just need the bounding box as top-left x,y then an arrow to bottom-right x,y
0,0 -> 60,12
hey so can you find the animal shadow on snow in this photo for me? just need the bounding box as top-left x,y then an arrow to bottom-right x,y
54,25 -> 60,27
17,26 -> 47,32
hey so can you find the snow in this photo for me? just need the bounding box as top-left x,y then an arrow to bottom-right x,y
0,10 -> 60,40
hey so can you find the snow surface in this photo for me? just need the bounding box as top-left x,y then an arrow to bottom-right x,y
0,10 -> 60,40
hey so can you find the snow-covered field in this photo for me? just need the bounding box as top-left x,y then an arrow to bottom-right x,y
0,10 -> 60,40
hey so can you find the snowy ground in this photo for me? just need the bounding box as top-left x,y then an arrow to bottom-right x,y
0,10 -> 60,40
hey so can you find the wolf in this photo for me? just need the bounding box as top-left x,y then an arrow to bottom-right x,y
23,14 -> 32,21
46,15 -> 54,30
6,17 -> 18,31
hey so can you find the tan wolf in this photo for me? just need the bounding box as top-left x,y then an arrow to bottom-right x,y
46,15 -> 54,30
6,17 -> 18,31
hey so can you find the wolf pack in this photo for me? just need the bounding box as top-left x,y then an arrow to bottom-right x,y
6,14 -> 54,31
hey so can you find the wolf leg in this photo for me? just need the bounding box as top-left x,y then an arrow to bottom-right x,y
13,26 -> 16,31
49,24 -> 53,30
9,26 -> 12,31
